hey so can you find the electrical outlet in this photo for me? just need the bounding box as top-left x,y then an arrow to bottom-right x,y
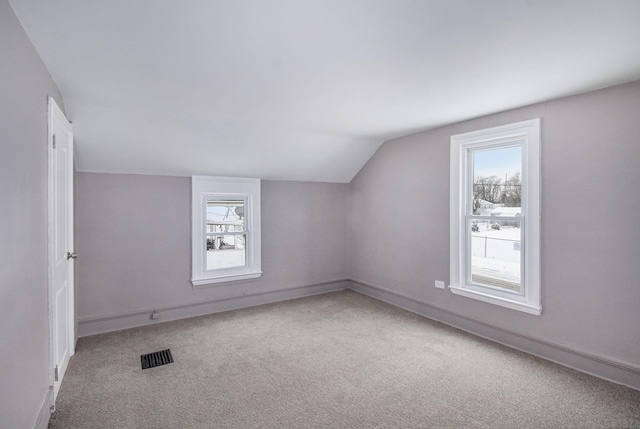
435,280 -> 445,289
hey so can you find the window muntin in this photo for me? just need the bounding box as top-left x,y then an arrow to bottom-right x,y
450,119 -> 541,315
191,177 -> 261,287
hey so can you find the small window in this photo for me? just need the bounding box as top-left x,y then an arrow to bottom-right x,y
191,176 -> 261,287
450,119 -> 541,314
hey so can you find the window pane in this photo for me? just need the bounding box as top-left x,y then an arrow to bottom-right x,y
206,234 -> 246,270
469,219 -> 522,293
205,200 -> 247,270
472,146 -> 522,216
206,199 -> 245,232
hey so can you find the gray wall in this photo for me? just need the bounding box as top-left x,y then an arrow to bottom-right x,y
350,80 -> 640,380
75,174 -> 349,334
0,1 -> 66,428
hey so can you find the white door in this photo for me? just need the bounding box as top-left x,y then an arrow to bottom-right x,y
48,97 -> 75,403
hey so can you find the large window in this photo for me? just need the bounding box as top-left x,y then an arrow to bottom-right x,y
191,176 -> 261,287
449,119 -> 541,315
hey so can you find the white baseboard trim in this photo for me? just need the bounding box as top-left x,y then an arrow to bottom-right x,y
349,279 -> 640,391
77,279 -> 349,337
34,387 -> 53,429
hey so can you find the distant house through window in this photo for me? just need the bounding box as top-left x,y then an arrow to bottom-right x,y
449,119 -> 541,315
191,176 -> 261,287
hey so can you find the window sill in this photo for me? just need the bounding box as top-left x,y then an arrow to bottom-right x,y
191,271 -> 262,289
449,285 -> 542,315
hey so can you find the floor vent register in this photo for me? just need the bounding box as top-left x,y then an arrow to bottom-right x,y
140,349 -> 174,370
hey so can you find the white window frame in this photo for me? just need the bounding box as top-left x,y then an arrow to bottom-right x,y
449,119 -> 541,315
191,176 -> 261,287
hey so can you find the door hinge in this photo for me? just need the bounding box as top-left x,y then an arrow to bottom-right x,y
52,134 -> 56,149
54,365 -> 59,382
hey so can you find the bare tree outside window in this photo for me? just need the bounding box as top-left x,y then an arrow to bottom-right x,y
473,173 -> 521,212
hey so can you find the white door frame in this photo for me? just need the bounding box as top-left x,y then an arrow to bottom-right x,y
47,96 -> 75,410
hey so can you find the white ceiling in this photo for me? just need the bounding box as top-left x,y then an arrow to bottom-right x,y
9,0 -> 640,183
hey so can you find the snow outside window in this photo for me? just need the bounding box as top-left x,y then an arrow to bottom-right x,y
449,119 -> 541,315
191,176 -> 261,287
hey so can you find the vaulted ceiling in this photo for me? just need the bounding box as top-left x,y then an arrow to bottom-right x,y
10,0 -> 640,182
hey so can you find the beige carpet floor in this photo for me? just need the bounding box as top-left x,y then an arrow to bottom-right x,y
49,290 -> 640,428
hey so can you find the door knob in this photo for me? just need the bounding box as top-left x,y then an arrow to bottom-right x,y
67,252 -> 78,260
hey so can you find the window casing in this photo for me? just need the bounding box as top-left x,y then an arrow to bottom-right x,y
191,176 -> 261,287
450,119 -> 541,315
